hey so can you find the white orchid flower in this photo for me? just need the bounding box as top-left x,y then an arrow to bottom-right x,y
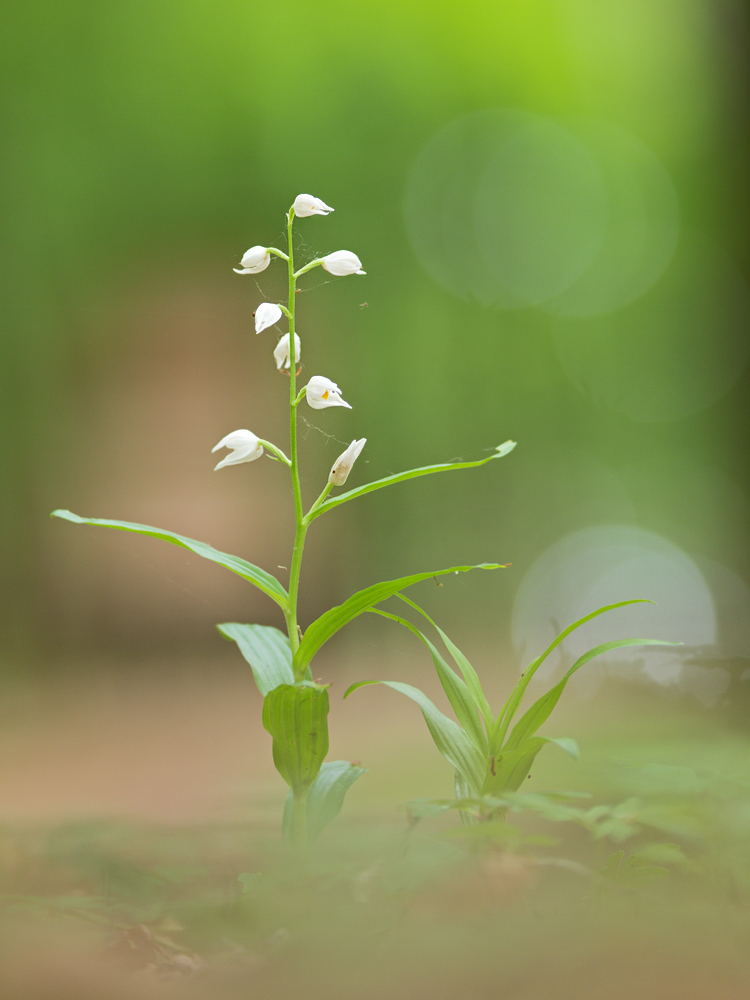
254,302 -> 283,334
212,430 -> 264,470
233,246 -> 271,274
293,194 -> 334,217
321,251 -> 366,276
274,332 -> 301,370
305,376 -> 352,410
329,438 -> 366,486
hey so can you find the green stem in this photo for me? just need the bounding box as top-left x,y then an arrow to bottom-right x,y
285,207 -> 307,662
291,789 -> 308,849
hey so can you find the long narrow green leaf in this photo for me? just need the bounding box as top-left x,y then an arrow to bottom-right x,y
503,637 -> 678,752
217,623 -> 294,695
51,510 -> 289,610
344,680 -> 486,794
262,684 -> 330,793
293,563 -> 503,676
398,595 -> 494,731
306,442 -> 516,523
489,600 -> 654,755
369,608 -> 488,755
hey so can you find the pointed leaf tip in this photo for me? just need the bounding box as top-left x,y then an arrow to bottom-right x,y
495,441 -> 517,457
49,510 -> 289,610
546,736 -> 580,760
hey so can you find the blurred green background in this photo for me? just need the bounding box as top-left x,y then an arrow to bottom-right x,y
1,0 -> 748,704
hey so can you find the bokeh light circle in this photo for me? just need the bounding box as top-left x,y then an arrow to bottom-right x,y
541,119 -> 680,318
405,110 -> 680,315
474,114 -> 609,305
404,109 -> 608,308
511,526 -> 716,691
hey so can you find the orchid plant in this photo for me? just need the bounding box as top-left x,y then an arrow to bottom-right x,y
52,193 -> 515,847
52,193 -> 673,849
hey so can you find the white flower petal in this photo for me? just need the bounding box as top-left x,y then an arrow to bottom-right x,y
254,302 -> 283,334
293,194 -> 334,217
329,438 -> 366,486
321,250 -> 365,276
235,246 -> 271,273
212,429 -> 264,470
305,375 -> 352,410
273,332 -> 301,370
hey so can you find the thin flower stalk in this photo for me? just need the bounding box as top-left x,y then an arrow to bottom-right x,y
286,207 -> 306,659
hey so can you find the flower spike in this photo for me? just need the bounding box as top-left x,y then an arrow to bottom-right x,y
255,302 -> 283,334
212,430 -> 264,470
234,246 -> 271,274
305,376 -> 352,410
274,332 -> 301,370
329,439 -> 366,486
321,251 -> 365,276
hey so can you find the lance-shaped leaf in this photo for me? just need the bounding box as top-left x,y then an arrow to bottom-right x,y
51,510 -> 289,611
503,637 -> 678,753
217,623 -> 294,695
370,608 -> 488,755
293,563 -> 503,677
344,680 -> 486,794
306,442 -> 516,522
398,595 -> 494,731
262,684 -> 329,793
490,600 -> 658,755
282,760 -> 367,846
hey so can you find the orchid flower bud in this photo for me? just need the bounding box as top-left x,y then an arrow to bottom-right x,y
329,438 -> 366,486
274,332 -> 301,370
212,430 -> 264,470
234,246 -> 271,274
293,194 -> 334,217
254,302 -> 282,334
305,376 -> 352,410
321,251 -> 366,276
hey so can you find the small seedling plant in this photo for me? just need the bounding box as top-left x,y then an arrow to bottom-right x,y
346,596 -> 673,823
52,193 -> 672,848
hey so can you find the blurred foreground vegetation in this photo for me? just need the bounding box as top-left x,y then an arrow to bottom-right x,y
2,680 -> 750,999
